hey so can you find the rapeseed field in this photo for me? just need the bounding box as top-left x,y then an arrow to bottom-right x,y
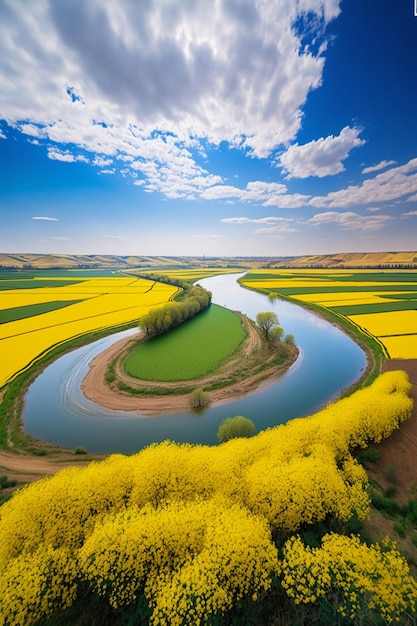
0,276 -> 178,387
242,269 -> 417,358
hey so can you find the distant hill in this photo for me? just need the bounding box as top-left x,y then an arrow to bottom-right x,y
267,251 -> 417,269
0,251 -> 416,270
0,253 -> 275,270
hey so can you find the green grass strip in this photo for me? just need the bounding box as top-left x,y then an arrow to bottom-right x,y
0,300 -> 81,324
124,304 -> 246,381
332,300 -> 417,315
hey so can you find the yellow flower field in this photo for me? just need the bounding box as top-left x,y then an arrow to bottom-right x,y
349,310 -> 417,337
242,269 -> 417,358
0,277 -> 178,387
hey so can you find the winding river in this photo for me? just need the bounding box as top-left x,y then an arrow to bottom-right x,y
22,273 -> 367,454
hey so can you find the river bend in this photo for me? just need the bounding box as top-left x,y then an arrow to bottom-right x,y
22,273 -> 366,454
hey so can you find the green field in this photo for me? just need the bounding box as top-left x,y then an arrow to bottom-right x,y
124,304 -> 246,381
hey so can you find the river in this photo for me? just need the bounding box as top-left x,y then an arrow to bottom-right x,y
22,273 -> 367,454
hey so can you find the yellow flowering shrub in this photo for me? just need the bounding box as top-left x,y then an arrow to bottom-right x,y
79,498 -> 278,625
0,545 -> 77,626
0,371 -> 413,624
281,533 -> 417,623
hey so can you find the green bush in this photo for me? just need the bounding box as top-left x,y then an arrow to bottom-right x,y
0,475 -> 17,489
393,521 -> 407,538
188,387 -> 210,408
217,416 -> 256,443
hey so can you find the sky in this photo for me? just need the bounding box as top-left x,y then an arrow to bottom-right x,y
1,0 -> 417,258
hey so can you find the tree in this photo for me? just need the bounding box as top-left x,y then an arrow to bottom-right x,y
188,387 -> 210,408
255,311 -> 279,341
217,416 -> 256,443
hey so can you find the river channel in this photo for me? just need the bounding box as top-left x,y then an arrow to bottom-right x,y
22,273 -> 367,454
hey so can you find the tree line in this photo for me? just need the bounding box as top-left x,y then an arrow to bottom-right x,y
140,285 -> 212,337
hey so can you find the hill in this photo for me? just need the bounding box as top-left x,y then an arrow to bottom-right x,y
0,253 -> 278,270
268,251 -> 417,268
1,251 -> 416,270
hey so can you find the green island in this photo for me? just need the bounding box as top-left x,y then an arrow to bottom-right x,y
125,304 -> 247,381
98,303 -> 298,412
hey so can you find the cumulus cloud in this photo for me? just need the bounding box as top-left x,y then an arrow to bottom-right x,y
279,126 -> 365,178
0,0 -> 341,197
32,216 -> 59,221
310,158 -> 417,208
308,211 -> 392,230
47,147 -> 89,163
202,181 -> 310,208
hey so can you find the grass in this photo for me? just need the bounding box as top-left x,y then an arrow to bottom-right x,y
124,304 -> 246,381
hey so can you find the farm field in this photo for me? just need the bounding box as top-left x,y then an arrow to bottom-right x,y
130,267 -> 242,283
124,304 -> 246,381
0,272 -> 179,388
242,269 -> 417,359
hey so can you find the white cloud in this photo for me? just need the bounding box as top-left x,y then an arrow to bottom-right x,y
310,158 -> 417,208
0,0 -> 341,196
104,235 -> 129,240
402,210 -> 417,217
93,156 -> 113,167
221,216 -> 293,225
202,181 -> 309,208
253,225 -> 299,235
362,160 -> 396,174
279,126 -> 365,178
47,147 -> 89,163
308,211 -> 392,230
221,215 -> 298,236
32,216 -> 59,221
51,236 -> 70,240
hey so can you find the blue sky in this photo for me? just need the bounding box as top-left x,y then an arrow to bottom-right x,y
1,0 -> 417,257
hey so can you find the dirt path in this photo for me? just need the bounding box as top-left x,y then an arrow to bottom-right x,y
0,450 -> 96,483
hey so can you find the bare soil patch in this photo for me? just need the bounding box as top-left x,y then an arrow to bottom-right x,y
363,359 -> 417,571
82,312 -> 299,415
367,359 -> 417,504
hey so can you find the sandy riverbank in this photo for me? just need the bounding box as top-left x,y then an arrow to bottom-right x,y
81,315 -> 299,416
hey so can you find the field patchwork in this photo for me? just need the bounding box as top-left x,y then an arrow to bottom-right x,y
0,274 -> 178,387
242,269 -> 417,359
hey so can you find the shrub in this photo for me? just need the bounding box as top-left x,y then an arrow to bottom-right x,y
188,387 -> 210,408
386,463 -> 398,483
217,416 -> 256,443
357,446 -> 380,465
